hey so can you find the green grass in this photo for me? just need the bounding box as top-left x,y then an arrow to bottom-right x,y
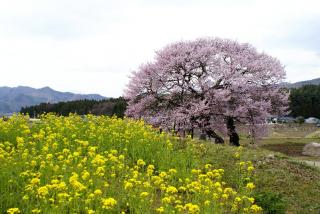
255,159 -> 320,213
236,125 -> 320,213
191,140 -> 320,213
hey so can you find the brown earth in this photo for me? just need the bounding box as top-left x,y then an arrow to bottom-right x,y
261,143 -> 306,156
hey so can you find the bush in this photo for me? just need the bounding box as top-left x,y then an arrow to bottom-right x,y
253,191 -> 287,214
295,116 -> 305,124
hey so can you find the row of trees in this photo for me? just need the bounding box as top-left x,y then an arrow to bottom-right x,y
290,85 -> 320,118
20,97 -> 127,118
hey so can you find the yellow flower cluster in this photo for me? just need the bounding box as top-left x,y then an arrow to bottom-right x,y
101,197 -> 117,209
1,114 -> 262,213
6,208 -> 20,214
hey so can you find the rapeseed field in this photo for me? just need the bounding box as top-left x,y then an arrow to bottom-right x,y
0,114 -> 261,213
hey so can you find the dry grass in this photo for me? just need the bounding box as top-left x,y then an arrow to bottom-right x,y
267,124 -> 319,138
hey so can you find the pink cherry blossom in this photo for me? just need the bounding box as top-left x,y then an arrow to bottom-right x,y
125,38 -> 288,145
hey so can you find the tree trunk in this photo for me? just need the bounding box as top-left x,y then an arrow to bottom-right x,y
159,127 -> 163,134
199,116 -> 224,144
190,128 -> 194,139
181,130 -> 186,138
226,117 -> 240,146
200,132 -> 207,140
173,122 -> 176,136
206,130 -> 224,144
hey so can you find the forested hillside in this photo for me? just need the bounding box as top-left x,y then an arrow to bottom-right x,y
20,97 -> 127,118
289,85 -> 320,118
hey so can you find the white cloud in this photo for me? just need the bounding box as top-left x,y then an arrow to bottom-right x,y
269,49 -> 320,82
0,0 -> 319,97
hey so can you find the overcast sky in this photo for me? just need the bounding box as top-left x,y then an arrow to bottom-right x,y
0,0 -> 319,97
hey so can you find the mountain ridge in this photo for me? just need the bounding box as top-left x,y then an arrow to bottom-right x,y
282,77 -> 320,88
0,86 -> 106,114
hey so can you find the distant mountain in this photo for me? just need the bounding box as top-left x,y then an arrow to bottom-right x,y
282,77 -> 320,88
0,86 -> 106,114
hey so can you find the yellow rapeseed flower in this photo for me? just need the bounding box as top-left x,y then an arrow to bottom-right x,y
250,204 -> 263,213
234,152 -> 240,158
30,177 -> 40,186
166,186 -> 178,194
81,170 -> 90,180
37,186 -> 49,197
7,208 -> 20,214
156,206 -> 165,213
175,205 -> 184,211
184,203 -> 200,214
161,196 -> 171,204
31,208 -> 41,213
191,169 -> 201,175
168,168 -> 177,174
247,166 -> 254,172
22,195 -> 29,201
205,164 -> 212,169
124,181 -> 133,190
137,159 -> 146,166
95,167 -> 105,177
246,182 -> 255,190
140,192 -> 149,198
178,186 -> 187,192
101,197 -> 117,209
248,197 -> 255,203
239,161 -> 246,167
94,189 -> 102,196
214,182 -> 221,188
159,171 -> 167,178
234,197 -> 241,203
204,200 -> 211,206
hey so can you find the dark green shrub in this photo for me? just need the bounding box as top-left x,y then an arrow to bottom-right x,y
253,191 -> 287,214
295,116 -> 305,124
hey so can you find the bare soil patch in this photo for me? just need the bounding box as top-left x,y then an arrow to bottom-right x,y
261,143 -> 305,156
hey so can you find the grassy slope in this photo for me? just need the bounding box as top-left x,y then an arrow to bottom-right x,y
245,126 -> 320,214
255,159 -> 320,213
191,141 -> 320,214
